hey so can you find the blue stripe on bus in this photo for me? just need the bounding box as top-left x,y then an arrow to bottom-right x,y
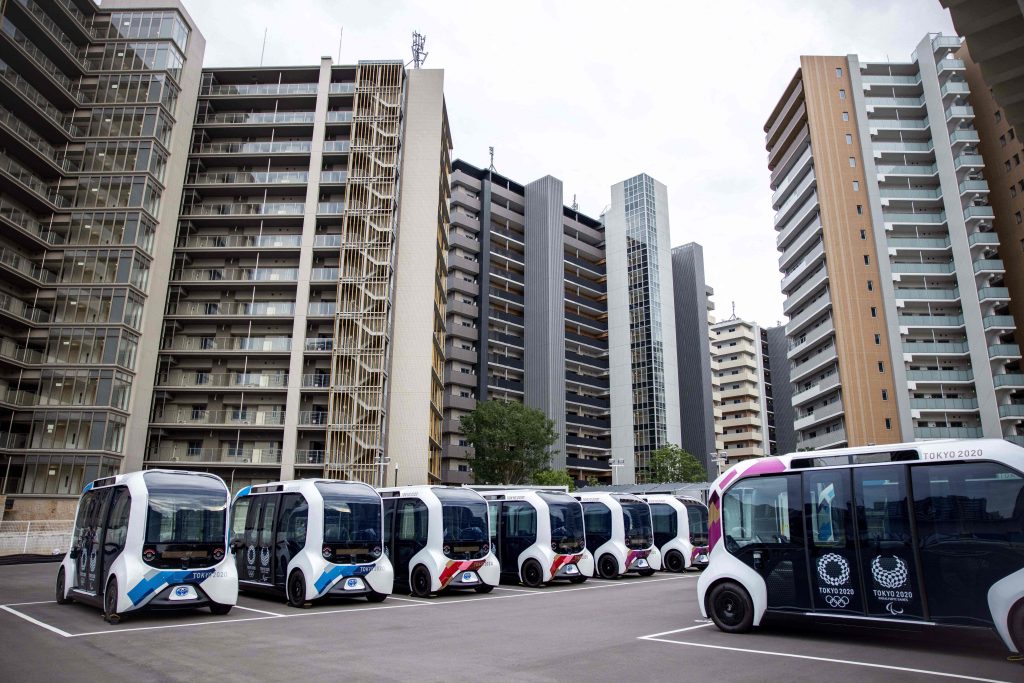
313,564 -> 374,593
126,568 -> 216,606
236,486 -> 252,498
82,482 -> 93,493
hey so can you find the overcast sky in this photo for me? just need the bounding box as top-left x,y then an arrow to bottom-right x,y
179,0 -> 955,327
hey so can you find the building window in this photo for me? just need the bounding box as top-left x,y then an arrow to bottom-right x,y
996,110 -> 1002,123
863,255 -> 870,265
836,67 -> 843,77
842,111 -> 849,121
882,389 -> 888,400
1015,154 -> 1021,166
885,417 -> 892,430
878,361 -> 885,373
1012,185 -> 1018,198
853,181 -> 860,191
849,157 -> 856,167
1006,160 -> 1013,173
1000,134 -> 1007,147
1010,129 -> 1016,140
860,229 -> 866,239
870,306 -> 877,317
846,134 -> 853,145
874,333 -> 881,345
839,89 -> 846,100
856,205 -> 863,215
867,280 -> 874,291
1016,211 -> 1023,225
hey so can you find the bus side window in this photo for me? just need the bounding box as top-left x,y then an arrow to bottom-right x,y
382,499 -> 396,555
506,502 -> 537,542
104,486 -> 131,551
277,493 -> 308,548
231,498 -> 250,543
488,502 -> 499,547
582,503 -> 611,551
722,476 -> 792,548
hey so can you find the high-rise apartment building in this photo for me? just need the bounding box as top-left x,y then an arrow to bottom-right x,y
766,324 -> 797,454
606,173 -> 681,483
443,160 -> 611,484
144,60 -> 451,492
0,0 -> 204,518
710,316 -> 774,461
670,242 -> 718,477
767,34 -> 1023,450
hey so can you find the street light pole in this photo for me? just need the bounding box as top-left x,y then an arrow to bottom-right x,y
609,457 -> 625,485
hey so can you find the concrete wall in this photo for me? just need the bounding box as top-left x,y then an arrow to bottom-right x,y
604,181 -> 635,484
766,325 -> 797,454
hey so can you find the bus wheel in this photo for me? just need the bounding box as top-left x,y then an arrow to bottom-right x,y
664,550 -> 685,573
708,581 -> 754,633
410,565 -> 432,598
569,576 -> 587,584
474,584 -> 494,594
638,568 -> 656,577
209,602 -> 232,615
1009,600 -> 1024,655
521,559 -> 544,588
55,568 -> 71,605
597,554 -> 619,580
287,571 -> 308,608
103,577 -> 120,624
366,591 -> 387,603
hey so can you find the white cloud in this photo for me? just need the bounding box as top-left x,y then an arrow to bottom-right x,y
181,0 -> 955,326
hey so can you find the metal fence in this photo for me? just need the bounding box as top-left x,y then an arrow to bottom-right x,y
0,520 -> 74,556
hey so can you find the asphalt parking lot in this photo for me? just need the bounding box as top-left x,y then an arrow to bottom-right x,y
0,562 -> 1020,682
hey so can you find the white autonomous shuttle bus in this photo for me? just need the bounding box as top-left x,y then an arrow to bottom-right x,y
638,494 -> 708,572
230,480 -> 393,606
378,486 -> 499,597
480,489 -> 594,586
697,439 -> 1024,654
57,470 -> 237,622
572,492 -> 661,578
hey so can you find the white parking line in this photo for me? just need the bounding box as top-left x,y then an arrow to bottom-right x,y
3,600 -> 58,607
232,604 -> 284,616
383,595 -> 432,604
636,635 -> 1013,683
490,586 -> 535,593
0,605 -> 74,638
639,623 -> 714,639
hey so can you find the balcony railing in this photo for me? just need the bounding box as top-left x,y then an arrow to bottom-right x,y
964,206 -> 995,220
15,0 -> 88,63
157,372 -> 289,389
317,202 -> 345,214
978,287 -> 1010,301
0,293 -> 50,322
0,152 -> 68,207
983,315 -> 1015,329
167,301 -> 296,317
910,398 -> 979,410
328,83 -> 355,94
0,57 -> 78,135
319,171 -> 348,183
989,344 -> 1021,358
295,449 -> 325,464
304,338 -> 333,352
323,141 -> 350,153
959,179 -> 989,193
197,111 -> 315,125
177,234 -> 302,249
0,247 -> 57,282
162,336 -> 292,352
998,404 -> 1024,418
301,374 -> 331,388
906,369 -> 973,382
307,302 -> 336,316
172,267 -> 299,282
313,234 -> 342,247
973,259 -> 1004,273
902,341 -> 969,354
884,211 -> 946,224
148,447 -> 283,465
946,106 -> 975,120
968,232 -> 999,246
157,409 -> 286,426
187,171 -> 308,185
182,202 -> 305,217
876,163 -> 937,176
915,426 -> 981,439
202,82 -> 317,96
893,288 -> 959,301
326,110 -> 353,122
994,374 -> 1024,388
191,141 -> 312,155
953,154 -> 984,169
1,18 -> 81,98
0,105 -> 63,168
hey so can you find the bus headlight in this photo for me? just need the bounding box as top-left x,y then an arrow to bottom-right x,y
213,547 -> 224,561
481,543 -> 489,554
443,545 -> 451,556
371,546 -> 381,558
551,541 -> 558,551
322,546 -> 332,560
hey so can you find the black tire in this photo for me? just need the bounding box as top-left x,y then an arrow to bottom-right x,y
521,559 -> 544,588
209,602 -> 232,616
597,554 -> 619,580
287,570 -> 307,608
569,576 -> 587,584
103,576 -> 120,624
55,568 -> 71,605
474,584 -> 494,594
1009,600 -> 1024,656
410,565 -> 432,598
664,550 -> 686,573
638,568 -> 656,577
707,580 -> 754,634
365,591 -> 387,603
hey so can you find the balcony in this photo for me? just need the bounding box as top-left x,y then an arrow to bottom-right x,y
906,369 -> 973,383
312,267 -> 338,282
304,338 -> 333,352
983,315 -> 1015,330
172,267 -> 299,283
773,170 -> 816,225
973,259 -> 1004,273
196,111 -> 315,125
177,234 -> 302,250
949,129 -> 980,145
953,154 -> 984,170
155,409 -> 286,426
297,411 -> 329,426
946,106 -> 975,121
959,179 -> 989,194
775,193 -> 819,249
968,232 -> 999,247
790,344 -> 838,382
320,171 -> 348,184
182,202 -> 305,217
323,141 -> 350,153
989,344 -> 1021,359
785,291 -> 831,337
876,163 -> 938,178
994,374 -> 1024,389
0,152 -> 67,208
880,188 -> 941,201
796,427 -> 847,450
864,96 -> 925,109
167,301 -> 296,317
771,146 -> 813,208
783,266 -> 828,314
883,211 -> 946,225
191,141 -> 312,155
998,405 -> 1024,419
779,241 -> 825,292
162,336 -> 292,353
890,262 -> 955,275
794,400 -> 844,431
862,74 -> 921,87
902,341 -> 970,355
978,287 -> 1010,302
301,374 -> 331,389
187,171 -> 308,185
787,317 -> 834,359
888,236 -> 951,251
899,314 -> 964,328
307,302 -> 336,317
0,247 -> 56,283
0,57 -> 78,136
940,81 -> 970,98
869,118 -> 928,131
873,141 -> 934,154
964,205 -> 995,221
893,288 -> 959,301
790,373 -> 841,407
156,372 -> 289,389
147,447 -> 283,465
202,82 -> 318,96
915,426 -> 982,439
910,398 -> 979,411
295,449 -> 325,465
317,202 -> 345,215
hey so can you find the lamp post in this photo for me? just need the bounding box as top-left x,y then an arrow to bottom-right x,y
609,457 -> 625,485
375,453 -> 392,488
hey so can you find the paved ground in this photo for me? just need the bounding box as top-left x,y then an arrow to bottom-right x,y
0,562 -> 1020,682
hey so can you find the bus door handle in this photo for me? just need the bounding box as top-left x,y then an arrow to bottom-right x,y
752,550 -> 764,571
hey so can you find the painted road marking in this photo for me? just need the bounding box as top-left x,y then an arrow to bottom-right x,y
0,605 -> 74,638
636,635 -> 1013,683
639,623 -> 715,639
232,604 -> 284,616
490,586 -> 535,593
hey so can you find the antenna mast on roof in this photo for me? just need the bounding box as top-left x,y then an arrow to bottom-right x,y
488,146 -> 495,172
259,27 -> 268,66
409,31 -> 428,69
572,194 -> 578,211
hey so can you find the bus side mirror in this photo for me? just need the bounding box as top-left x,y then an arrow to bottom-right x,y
229,537 -> 244,552
69,547 -> 79,560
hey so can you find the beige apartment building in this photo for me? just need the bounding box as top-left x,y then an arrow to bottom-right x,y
711,317 -> 771,461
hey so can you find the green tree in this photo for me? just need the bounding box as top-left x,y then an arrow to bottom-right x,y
532,469 -> 576,491
644,444 -> 707,483
460,400 -> 558,485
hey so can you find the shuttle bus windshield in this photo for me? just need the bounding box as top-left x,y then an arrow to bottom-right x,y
682,501 -> 709,545
435,489 -> 489,559
317,482 -> 382,564
540,493 -> 585,554
143,472 -> 226,568
620,500 -> 653,549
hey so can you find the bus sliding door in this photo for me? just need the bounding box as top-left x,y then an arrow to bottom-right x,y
803,470 -> 863,615
854,465 -> 924,619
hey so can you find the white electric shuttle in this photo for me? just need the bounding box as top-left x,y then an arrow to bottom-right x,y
697,439 -> 1024,655
638,494 -> 707,572
56,470 -> 237,622
378,486 -> 499,597
572,492 -> 660,578
480,489 -> 594,586
230,479 -> 393,605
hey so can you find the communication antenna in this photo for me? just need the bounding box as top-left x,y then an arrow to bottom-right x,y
259,27 -> 268,66
409,31 -> 428,69
571,194 -> 579,211
337,26 -> 344,63
488,146 -> 495,172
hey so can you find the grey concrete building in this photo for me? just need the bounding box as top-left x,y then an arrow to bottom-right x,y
0,0 -> 204,519
444,160 -> 611,484
670,243 -> 717,477
766,324 -> 796,454
606,174 -> 681,484
145,60 -> 451,492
